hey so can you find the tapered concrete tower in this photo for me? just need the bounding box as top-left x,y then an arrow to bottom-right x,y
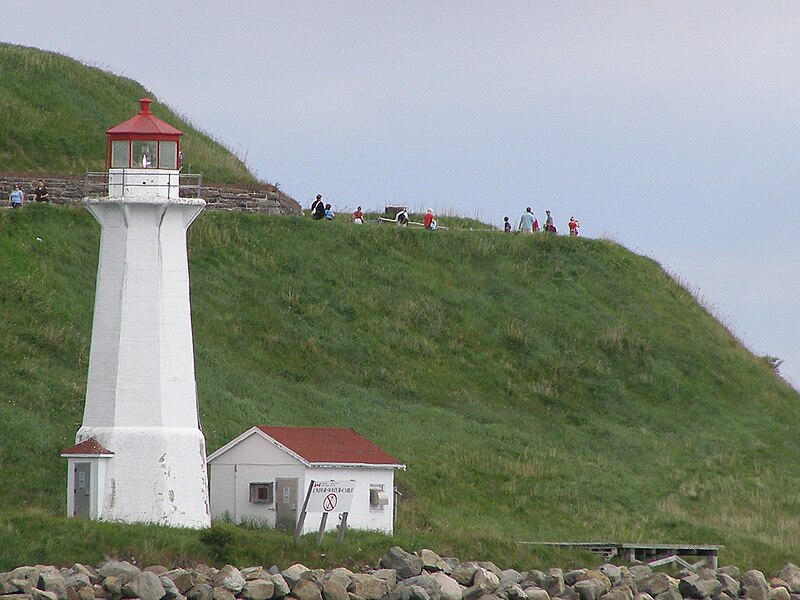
61,98 -> 210,528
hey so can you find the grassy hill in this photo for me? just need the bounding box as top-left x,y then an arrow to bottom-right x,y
1,203 -> 798,572
0,43 -> 258,184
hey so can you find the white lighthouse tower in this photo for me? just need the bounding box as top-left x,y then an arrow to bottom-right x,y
61,98 -> 210,528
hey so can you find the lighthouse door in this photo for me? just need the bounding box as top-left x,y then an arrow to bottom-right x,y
275,478 -> 298,531
73,462 -> 91,518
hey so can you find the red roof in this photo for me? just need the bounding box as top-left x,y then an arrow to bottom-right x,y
106,98 -> 183,137
257,426 -> 403,466
61,437 -> 114,456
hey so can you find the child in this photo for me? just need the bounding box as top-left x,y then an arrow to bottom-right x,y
324,203 -> 335,220
503,216 -> 511,232
568,217 -> 579,236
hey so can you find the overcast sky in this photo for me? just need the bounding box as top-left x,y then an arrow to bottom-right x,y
5,1 -> 799,388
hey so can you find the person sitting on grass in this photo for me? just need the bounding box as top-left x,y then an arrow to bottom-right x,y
324,203 -> 335,220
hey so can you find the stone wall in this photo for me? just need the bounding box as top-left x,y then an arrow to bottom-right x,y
2,545 -> 800,600
0,175 -> 302,216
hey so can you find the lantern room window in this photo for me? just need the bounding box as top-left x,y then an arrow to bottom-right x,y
111,140 -> 130,168
132,141 -> 158,168
159,141 -> 178,169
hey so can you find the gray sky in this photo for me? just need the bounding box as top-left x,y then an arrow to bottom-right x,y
5,1 -> 799,388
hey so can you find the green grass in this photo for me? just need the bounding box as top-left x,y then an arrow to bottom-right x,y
0,43 -> 258,184
1,204 -> 798,572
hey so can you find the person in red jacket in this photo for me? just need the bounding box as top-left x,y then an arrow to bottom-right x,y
568,216 -> 579,236
423,208 -> 435,229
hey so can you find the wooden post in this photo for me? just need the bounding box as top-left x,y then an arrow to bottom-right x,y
337,512 -> 349,543
316,512 -> 329,547
293,480 -> 315,543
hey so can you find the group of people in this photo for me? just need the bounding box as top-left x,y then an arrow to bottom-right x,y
7,180 -> 49,208
309,195 -> 438,229
310,194 -> 336,220
504,207 -> 580,236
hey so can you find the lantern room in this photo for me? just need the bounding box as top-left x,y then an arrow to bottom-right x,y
106,98 -> 183,170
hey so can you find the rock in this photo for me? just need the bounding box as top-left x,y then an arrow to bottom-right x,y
64,572 -> 93,591
451,563 -> 480,587
187,583 -> 214,600
653,590 -> 681,600
678,574 -> 721,599
97,562 -> 140,586
717,573 -> 741,598
214,566 -> 246,594
776,567 -> 800,594
598,566 -> 622,587
160,575 -> 180,600
398,574 -> 456,600
420,550 -> 449,573
270,574 -> 290,598
505,584 -> 528,600
164,571 -> 196,595
322,579 -> 349,600
242,568 -> 265,582
627,568 -> 653,585
38,569 -> 68,600
144,567 -> 169,577
431,573 -> 462,600
474,569 -> 500,595
32,589 -> 60,600
380,548 -> 423,581
325,570 -> 353,591
242,580 -> 276,600
742,571 -> 771,600
574,579 -> 610,600
525,588 -> 550,600
348,574 -> 390,600
564,572 -> 588,588
599,586 -> 634,600
634,594 -> 653,600
128,572 -> 166,600
479,564 -> 503,579
771,589 -> 791,600
373,570 -> 397,589
292,579 -> 322,600
501,571 -> 524,587
638,574 -> 674,597
212,588 -> 236,600
718,567 -> 741,581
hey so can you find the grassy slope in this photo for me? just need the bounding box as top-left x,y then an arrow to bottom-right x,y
0,204 -> 798,571
0,43 -> 256,184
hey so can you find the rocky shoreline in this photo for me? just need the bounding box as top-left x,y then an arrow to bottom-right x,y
2,546 -> 799,600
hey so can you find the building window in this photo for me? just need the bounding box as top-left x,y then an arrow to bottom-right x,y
370,483 -> 388,512
249,482 -> 274,504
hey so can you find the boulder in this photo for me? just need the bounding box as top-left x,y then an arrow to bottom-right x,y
420,551 -> 449,573
125,572 -> 166,600
627,568 -> 653,585
599,586 -> 634,600
451,563 -> 480,587
38,569 -> 68,600
742,571 -> 771,600
32,589 -> 59,600
242,580 -> 276,600
638,574 -> 674,597
242,568 -> 265,582
97,562 -> 140,586
574,579 -> 610,600
718,567 -> 741,581
164,571 -> 196,595
525,588 -> 551,600
598,566 -> 623,587
717,573 -> 741,598
565,572 -> 588,588
396,574 -> 451,600
776,567 -> 800,594
348,574 -> 390,600
212,588 -> 236,600
501,571 -> 524,587
321,579 -> 349,600
324,570 -> 353,591
430,573 -> 462,600
214,566 -> 246,594
291,579 -> 322,600
270,574 -> 291,598
381,548 -> 424,581
653,590 -> 682,600
373,570 -> 397,589
771,589 -> 791,600
677,574 -> 721,599
187,583 -> 214,600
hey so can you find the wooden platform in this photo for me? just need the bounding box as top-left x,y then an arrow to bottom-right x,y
519,542 -> 723,570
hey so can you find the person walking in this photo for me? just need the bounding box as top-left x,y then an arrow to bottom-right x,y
518,207 -> 536,233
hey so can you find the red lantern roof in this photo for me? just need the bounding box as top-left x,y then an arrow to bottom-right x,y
107,98 -> 183,138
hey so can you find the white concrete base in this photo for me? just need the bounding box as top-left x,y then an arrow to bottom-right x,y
76,426 -> 210,528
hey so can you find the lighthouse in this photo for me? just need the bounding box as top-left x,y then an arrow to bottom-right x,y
61,98 -> 210,528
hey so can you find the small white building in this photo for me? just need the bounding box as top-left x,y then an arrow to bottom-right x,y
207,426 -> 406,535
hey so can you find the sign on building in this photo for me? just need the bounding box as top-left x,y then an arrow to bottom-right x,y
306,480 -> 355,513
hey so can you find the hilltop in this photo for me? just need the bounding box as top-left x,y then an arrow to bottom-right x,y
0,43 -> 261,185
1,204 -> 799,571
